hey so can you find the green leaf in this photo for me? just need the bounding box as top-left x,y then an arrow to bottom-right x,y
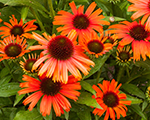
0,6 -> 20,23
0,75 -> 12,85
71,0 -> 89,3
0,107 -> 17,120
14,93 -> 26,106
21,7 -> 29,22
14,109 -> 43,120
64,111 -> 69,120
77,108 -> 91,120
103,16 -> 126,22
0,82 -> 21,97
129,104 -> 147,120
126,94 -> 143,104
83,52 -> 111,79
142,100 -> 148,111
0,67 -> 10,78
71,102 -> 92,120
77,91 -> 102,109
0,97 -> 12,107
95,0 -> 113,14
4,0 -> 50,17
121,83 -> 145,99
80,81 -> 96,95
135,59 -> 150,70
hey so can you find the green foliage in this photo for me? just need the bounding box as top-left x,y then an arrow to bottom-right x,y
13,109 -> 43,120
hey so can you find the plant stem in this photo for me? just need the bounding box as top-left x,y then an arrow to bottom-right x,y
48,0 -> 55,18
116,66 -> 125,82
58,0 -> 66,10
2,60 -> 15,81
95,115 -> 99,120
48,0 -> 56,34
96,64 -> 104,84
126,66 -> 130,77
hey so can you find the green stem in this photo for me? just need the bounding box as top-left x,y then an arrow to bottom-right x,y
116,66 -> 125,82
126,66 -> 130,78
58,0 -> 66,10
44,0 -> 48,10
48,0 -> 56,34
48,0 -> 55,18
2,60 -> 15,81
95,115 -> 99,120
30,8 -> 46,32
96,65 -> 104,84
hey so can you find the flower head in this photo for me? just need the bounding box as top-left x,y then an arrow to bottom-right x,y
53,1 -> 110,43
20,53 -> 40,73
108,20 -> 150,61
0,35 -> 29,61
146,86 -> 150,102
29,30 -> 95,83
81,31 -> 113,58
116,46 -> 133,67
0,15 -> 37,39
127,0 -> 150,31
92,79 -> 131,120
18,74 -> 81,116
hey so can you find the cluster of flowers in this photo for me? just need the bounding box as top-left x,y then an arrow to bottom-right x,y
0,0 -> 149,119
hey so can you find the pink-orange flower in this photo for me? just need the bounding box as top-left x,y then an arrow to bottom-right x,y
128,0 -> 150,31
92,79 -> 131,120
80,31 -> 113,58
0,35 -> 29,61
53,1 -> 109,43
18,74 -> 81,116
0,15 -> 37,39
108,20 -> 150,61
29,30 -> 95,83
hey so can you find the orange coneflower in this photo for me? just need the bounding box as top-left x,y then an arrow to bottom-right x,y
103,30 -> 118,47
18,74 -> 81,117
53,1 -> 110,43
0,15 -> 37,39
108,20 -> 150,61
127,0 -> 150,31
29,30 -> 95,83
116,46 -> 133,66
0,35 -> 29,61
20,53 -> 40,73
92,79 -> 131,120
80,31 -> 113,58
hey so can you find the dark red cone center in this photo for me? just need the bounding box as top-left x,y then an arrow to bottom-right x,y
73,14 -> 90,30
103,91 -> 119,107
48,35 -> 74,60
